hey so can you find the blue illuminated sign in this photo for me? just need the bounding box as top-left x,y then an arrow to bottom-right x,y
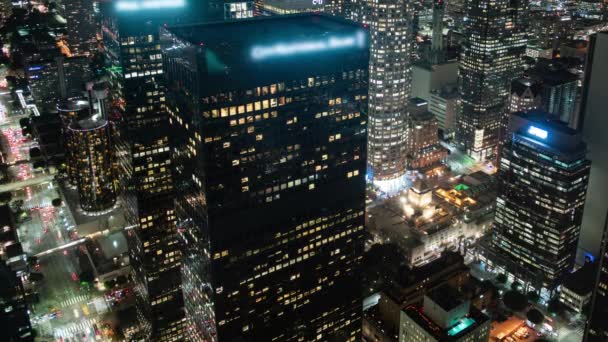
528,126 -> 548,140
116,0 -> 185,11
251,31 -> 365,60
28,66 -> 43,71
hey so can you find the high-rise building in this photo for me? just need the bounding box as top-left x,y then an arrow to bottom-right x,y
429,0 -> 445,64
27,56 -> 92,110
579,32 -> 608,258
367,0 -> 413,184
101,2 -> 197,339
58,98 -> 92,186
585,216 -> 608,341
67,116 -> 116,212
406,110 -> 448,173
27,58 -> 61,110
429,85 -> 460,138
260,0 -> 343,16
0,261 -> 33,342
580,33 -> 608,342
577,0 -> 605,20
493,111 -> 590,291
0,0 -> 11,26
399,284 -> 491,342
60,0 -> 98,56
528,12 -> 574,50
526,60 -> 579,129
456,0 -> 528,161
508,78 -> 541,114
161,14 -> 368,341
411,62 -> 458,102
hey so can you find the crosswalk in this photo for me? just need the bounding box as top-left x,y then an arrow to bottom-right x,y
557,325 -> 585,340
573,325 -> 585,335
24,199 -> 51,210
54,317 -> 97,339
60,294 -> 89,308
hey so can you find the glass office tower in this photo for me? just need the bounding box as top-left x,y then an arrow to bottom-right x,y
493,111 -> 590,291
457,0 -> 528,162
60,0 -> 98,56
580,32 -> 608,342
101,2 -> 197,340
585,217 -> 608,342
162,14 -> 368,342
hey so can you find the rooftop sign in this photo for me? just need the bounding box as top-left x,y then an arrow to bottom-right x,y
528,126 -> 548,140
116,0 -> 185,11
251,31 -> 365,60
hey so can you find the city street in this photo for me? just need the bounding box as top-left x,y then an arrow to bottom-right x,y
1,90 -> 115,341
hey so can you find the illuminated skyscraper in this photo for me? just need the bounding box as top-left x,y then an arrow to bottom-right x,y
67,116 -> 116,212
493,111 -> 590,291
60,0 -> 98,56
162,14 -> 368,341
101,2 -> 196,339
457,0 -> 528,161
58,98 -> 92,186
259,0 -> 344,16
27,56 -> 93,111
367,0 -> 413,184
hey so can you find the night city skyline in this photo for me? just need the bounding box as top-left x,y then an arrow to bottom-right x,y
0,0 -> 607,342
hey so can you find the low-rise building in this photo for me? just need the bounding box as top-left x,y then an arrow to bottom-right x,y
364,252 -> 470,340
559,263 -> 596,313
429,85 -> 459,138
399,284 -> 491,341
407,111 -> 448,175
435,171 -> 497,223
411,61 -> 459,102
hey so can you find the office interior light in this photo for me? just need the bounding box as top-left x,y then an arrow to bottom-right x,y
116,0 -> 185,11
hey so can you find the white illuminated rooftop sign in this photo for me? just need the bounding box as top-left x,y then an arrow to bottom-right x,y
116,0 -> 185,11
251,31 -> 365,60
528,126 -> 548,140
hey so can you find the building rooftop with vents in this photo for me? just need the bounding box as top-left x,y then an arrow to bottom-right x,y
399,284 -> 491,341
161,14 -> 369,94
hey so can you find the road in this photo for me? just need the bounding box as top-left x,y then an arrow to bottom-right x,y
1,89 -> 116,341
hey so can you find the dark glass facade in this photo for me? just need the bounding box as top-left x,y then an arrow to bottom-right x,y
457,0 -> 528,161
581,32 -> 608,342
585,217 -> 608,342
162,14 -> 368,341
101,4 -> 192,340
60,0 -> 98,56
493,112 -> 590,290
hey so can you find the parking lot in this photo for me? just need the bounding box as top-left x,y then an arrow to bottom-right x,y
490,317 -> 539,341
